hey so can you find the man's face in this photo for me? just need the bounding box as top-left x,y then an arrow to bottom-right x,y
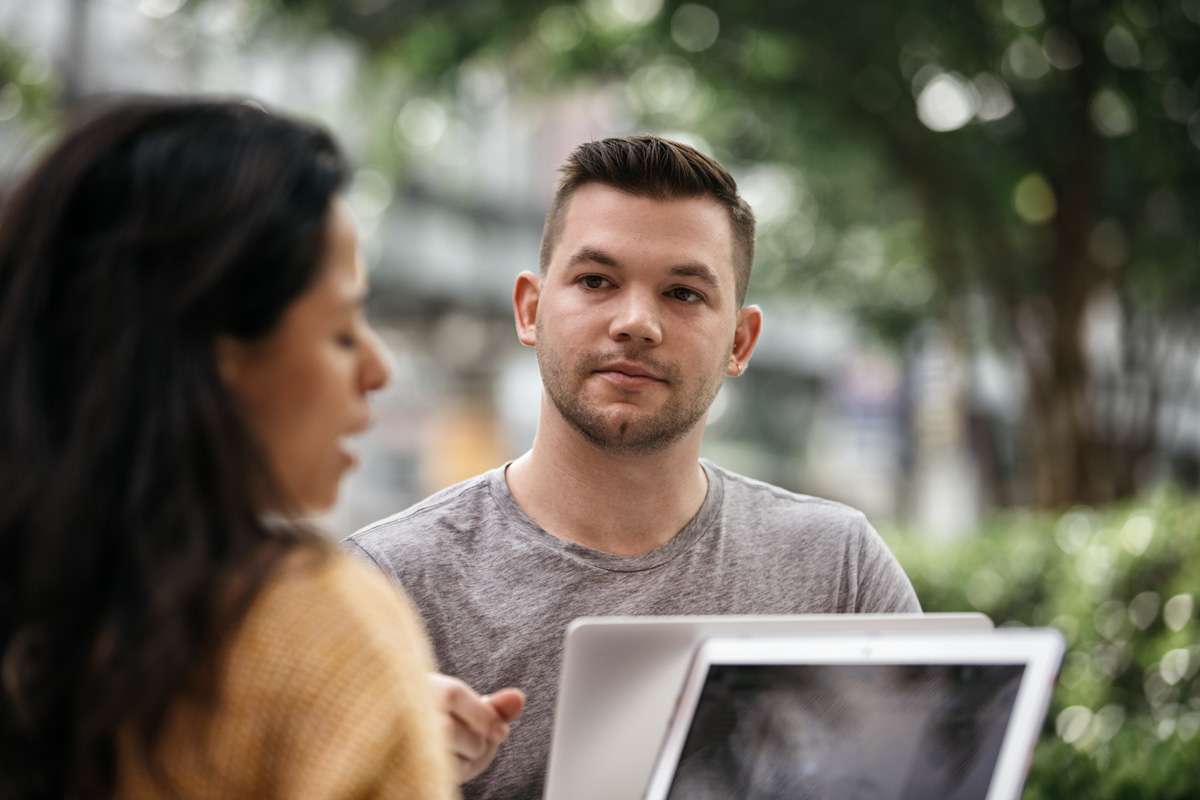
529,183 -> 751,457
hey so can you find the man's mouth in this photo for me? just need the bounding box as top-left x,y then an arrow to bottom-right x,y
596,361 -> 664,380
594,361 -> 667,389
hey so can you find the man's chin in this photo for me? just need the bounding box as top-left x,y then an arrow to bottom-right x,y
571,416 -> 695,458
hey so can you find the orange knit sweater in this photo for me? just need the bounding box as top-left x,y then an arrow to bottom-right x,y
113,552 -> 456,800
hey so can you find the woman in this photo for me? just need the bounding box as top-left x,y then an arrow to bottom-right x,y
0,97 -> 455,799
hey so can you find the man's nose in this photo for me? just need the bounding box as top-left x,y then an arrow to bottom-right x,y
609,289 -> 662,345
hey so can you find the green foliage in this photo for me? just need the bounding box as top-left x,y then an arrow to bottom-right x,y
244,0 -> 1200,342
244,0 -> 1200,505
0,39 -> 59,131
887,491 -> 1200,798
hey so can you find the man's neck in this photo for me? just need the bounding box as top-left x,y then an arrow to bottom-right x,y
505,421 -> 709,557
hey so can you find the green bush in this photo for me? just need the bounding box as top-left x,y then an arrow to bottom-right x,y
886,488 -> 1200,799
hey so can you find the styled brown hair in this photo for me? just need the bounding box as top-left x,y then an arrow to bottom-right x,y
538,135 -> 756,306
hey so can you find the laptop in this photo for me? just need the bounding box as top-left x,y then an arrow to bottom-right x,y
544,613 -> 993,800
643,629 -> 1064,800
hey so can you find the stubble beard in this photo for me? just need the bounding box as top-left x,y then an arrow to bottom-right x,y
536,321 -> 730,458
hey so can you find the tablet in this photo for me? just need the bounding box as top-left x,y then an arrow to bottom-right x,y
643,629 -> 1064,800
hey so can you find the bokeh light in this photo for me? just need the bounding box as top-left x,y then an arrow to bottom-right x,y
671,4 -> 719,53
1103,26 -> 1141,69
1091,88 -> 1136,137
1002,0 -> 1045,28
916,72 -> 975,132
1013,173 -> 1057,224
538,6 -> 586,52
395,98 -> 447,149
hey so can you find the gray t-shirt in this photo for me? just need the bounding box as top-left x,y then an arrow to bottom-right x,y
340,459 -> 920,800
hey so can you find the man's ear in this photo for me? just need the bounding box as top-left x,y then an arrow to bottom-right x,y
726,305 -> 763,377
513,271 -> 541,346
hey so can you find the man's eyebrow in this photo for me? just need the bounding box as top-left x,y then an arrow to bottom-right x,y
669,262 -> 720,290
566,245 -> 620,269
567,247 -> 722,291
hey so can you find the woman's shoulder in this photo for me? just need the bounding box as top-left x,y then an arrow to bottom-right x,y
116,544 -> 453,799
236,546 -> 433,677
161,546 -> 448,798
260,546 -> 415,615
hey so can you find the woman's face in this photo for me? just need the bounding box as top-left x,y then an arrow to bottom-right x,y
218,198 -> 391,513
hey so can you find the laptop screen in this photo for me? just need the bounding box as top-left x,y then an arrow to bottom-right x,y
665,662 -> 1025,800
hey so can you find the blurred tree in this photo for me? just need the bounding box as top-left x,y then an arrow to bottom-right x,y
242,0 -> 1200,509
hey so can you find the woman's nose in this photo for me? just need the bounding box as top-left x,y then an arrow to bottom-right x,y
360,324 -> 392,392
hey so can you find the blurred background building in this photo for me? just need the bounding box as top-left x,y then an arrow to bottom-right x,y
2,0 -> 1198,538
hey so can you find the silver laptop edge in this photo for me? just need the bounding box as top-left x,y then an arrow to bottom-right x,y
545,613 -> 994,800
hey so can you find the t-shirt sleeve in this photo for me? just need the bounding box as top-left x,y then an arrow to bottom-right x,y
338,536 -> 395,579
851,515 -> 922,613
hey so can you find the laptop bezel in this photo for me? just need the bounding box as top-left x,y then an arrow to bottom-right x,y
642,628 -> 1065,800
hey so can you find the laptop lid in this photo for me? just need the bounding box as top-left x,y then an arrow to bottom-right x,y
544,613 -> 993,800
643,629 -> 1064,800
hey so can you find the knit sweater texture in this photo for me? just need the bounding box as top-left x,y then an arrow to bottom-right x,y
113,551 -> 456,800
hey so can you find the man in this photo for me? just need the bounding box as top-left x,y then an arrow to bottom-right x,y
341,135 -> 920,800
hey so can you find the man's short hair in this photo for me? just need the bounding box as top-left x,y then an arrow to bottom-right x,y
539,135 -> 756,307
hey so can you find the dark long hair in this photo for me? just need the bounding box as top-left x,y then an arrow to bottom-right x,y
0,97 -> 349,798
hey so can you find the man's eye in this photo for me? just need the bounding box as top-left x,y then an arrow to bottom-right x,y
336,332 -> 359,349
669,287 -> 703,303
580,275 -> 610,289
